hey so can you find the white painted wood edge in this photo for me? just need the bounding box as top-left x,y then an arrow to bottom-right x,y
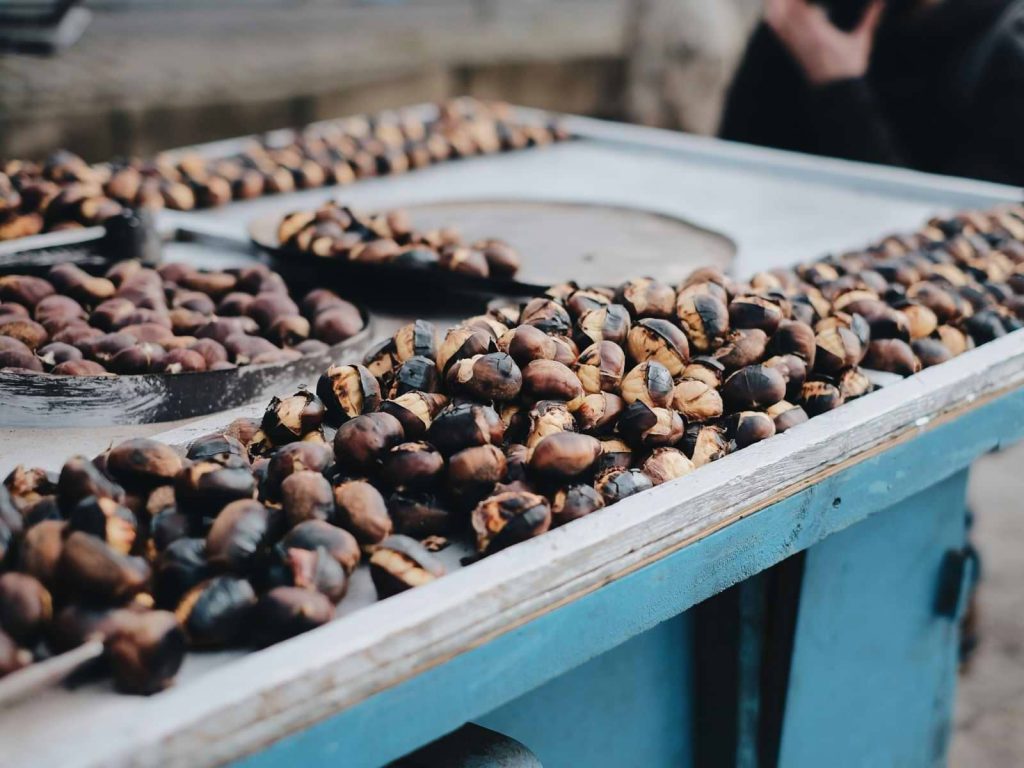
84,329 -> 1024,768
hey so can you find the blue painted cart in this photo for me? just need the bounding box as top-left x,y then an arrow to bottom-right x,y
1,113 -> 1021,768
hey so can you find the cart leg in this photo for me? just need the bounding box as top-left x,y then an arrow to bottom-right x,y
776,469 -> 970,768
475,612 -> 695,768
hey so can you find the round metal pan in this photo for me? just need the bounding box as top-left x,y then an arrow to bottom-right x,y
0,309 -> 375,428
249,198 -> 737,298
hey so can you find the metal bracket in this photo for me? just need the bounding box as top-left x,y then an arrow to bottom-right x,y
935,546 -> 979,620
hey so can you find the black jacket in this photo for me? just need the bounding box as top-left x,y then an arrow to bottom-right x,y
720,0 -> 1024,185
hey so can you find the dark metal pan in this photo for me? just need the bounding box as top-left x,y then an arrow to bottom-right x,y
0,306 -> 374,427
249,198 -> 737,301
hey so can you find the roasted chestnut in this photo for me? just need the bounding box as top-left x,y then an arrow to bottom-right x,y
682,424 -> 728,467
714,328 -> 768,371
676,294 -> 729,353
721,364 -> 786,410
262,390 -> 325,445
550,484 -> 605,526
334,411 -> 405,469
573,392 -> 626,435
390,355 -> 439,396
641,447 -> 695,485
618,401 -> 684,448
175,576 -> 257,647
263,441 -> 333,500
521,359 -> 584,403
427,401 -> 503,456
766,401 -> 809,433
446,352 -> 522,401
281,470 -> 335,527
596,439 -> 634,473
370,535 -> 446,597
67,495 -> 138,555
620,361 -> 673,408
529,432 -> 602,483
380,391 -> 448,439
729,411 -> 776,449
106,439 -> 183,492
333,480 -> 391,545
729,295 -> 783,335
264,544 -> 347,603
574,341 -> 626,394
625,318 -> 689,375
594,468 -> 653,504
576,303 -> 631,347
102,609 -> 187,694
471,491 -> 551,554
801,380 -> 844,416
837,368 -> 873,400
251,586 -> 334,646
316,364 -> 380,426
0,572 -> 52,646
863,339 -> 920,376
617,278 -> 676,319
58,531 -> 150,605
382,442 -> 445,492
205,499 -> 272,575
671,378 -> 724,422
520,298 -> 571,335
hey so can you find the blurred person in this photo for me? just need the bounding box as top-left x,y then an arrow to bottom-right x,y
720,0 -> 1024,185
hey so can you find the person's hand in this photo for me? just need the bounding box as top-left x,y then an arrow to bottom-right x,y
764,0 -> 885,85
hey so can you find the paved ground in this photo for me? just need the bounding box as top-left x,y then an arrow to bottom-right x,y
950,443 -> 1024,766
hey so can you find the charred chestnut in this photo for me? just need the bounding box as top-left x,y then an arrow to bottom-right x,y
714,328 -> 769,371
471,491 -> 551,554
175,576 -> 256,647
447,352 -> 522,401
262,390 -> 325,445
283,520 -> 360,576
265,545 -> 347,604
370,535 -> 446,597
154,538 -> 209,609
729,295 -> 783,334
520,298 -> 571,335
380,391 -> 449,440
594,468 -> 653,505
682,424 -> 728,467
573,391 -> 625,435
801,380 -> 844,416
576,304 -> 631,347
382,442 -> 445,492
394,319 -> 438,362
251,586 -> 334,646
427,401 -> 503,456
625,318 -> 689,375
550,484 -> 605,526
676,294 -> 729,353
729,411 -> 776,449
205,499 -> 272,575
390,355 -> 439,396
722,364 -> 786,410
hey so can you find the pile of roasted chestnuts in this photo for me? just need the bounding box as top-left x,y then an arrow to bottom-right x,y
0,260 -> 364,376
277,201 -> 522,279
1,201 -> 1022,696
0,99 -> 568,243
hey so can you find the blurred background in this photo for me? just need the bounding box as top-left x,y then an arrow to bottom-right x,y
1,2 -> 1021,765
0,0 -> 760,159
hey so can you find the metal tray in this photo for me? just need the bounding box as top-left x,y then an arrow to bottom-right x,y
249,198 -> 736,297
